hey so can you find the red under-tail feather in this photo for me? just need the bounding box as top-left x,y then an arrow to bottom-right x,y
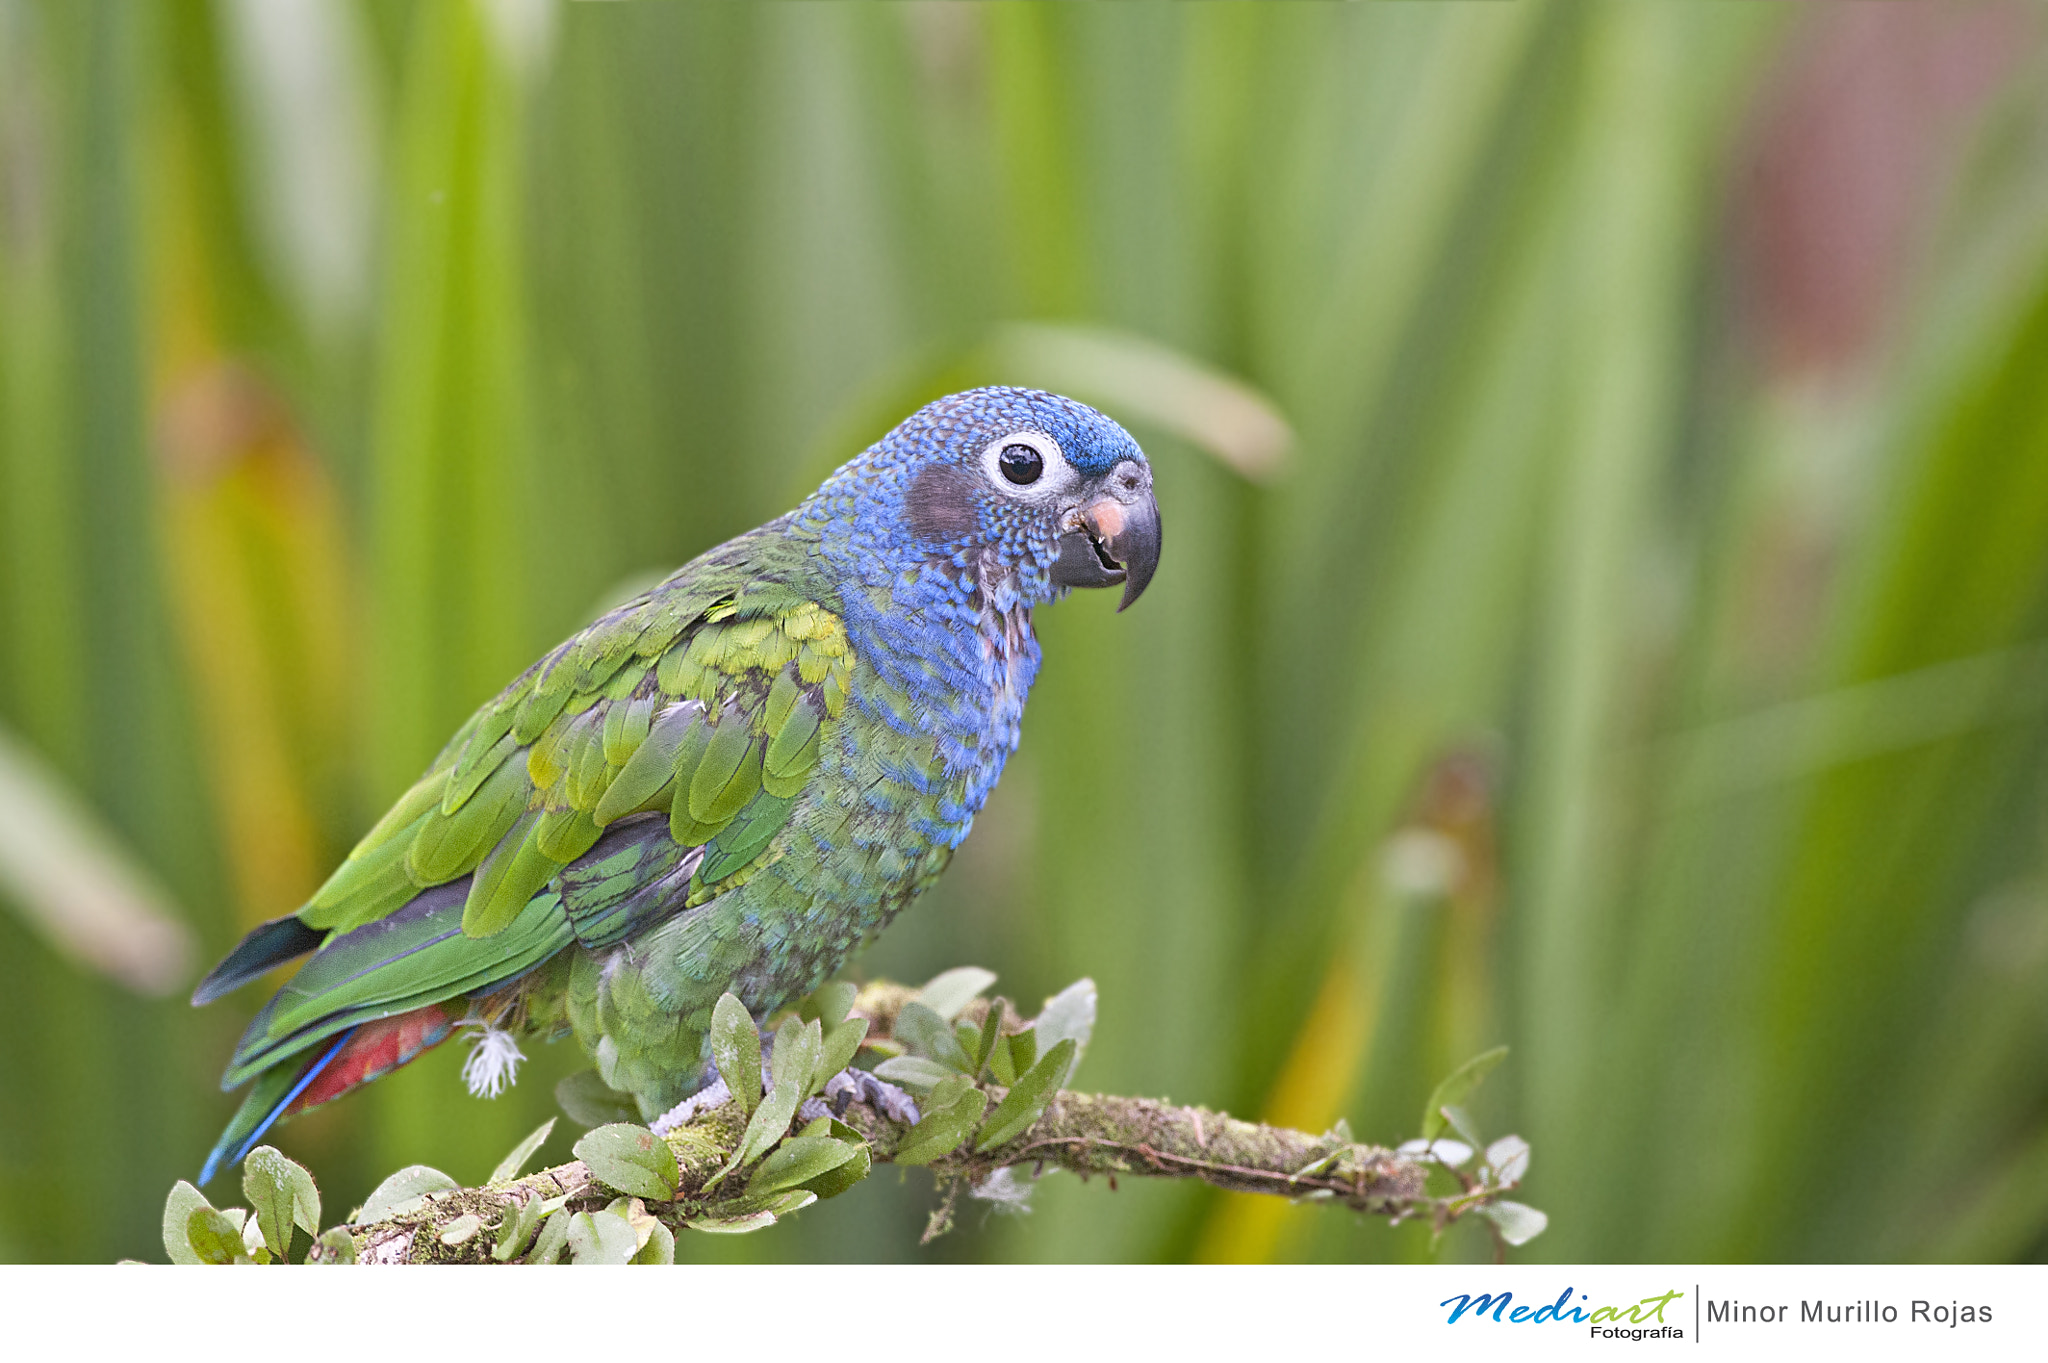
284,1005 -> 456,1117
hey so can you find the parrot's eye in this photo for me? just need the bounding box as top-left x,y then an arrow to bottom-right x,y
980,429 -> 1069,500
998,444 -> 1044,485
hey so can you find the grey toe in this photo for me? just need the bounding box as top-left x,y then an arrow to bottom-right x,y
649,1076 -> 731,1134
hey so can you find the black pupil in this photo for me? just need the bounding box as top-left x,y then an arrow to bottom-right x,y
999,444 -> 1044,485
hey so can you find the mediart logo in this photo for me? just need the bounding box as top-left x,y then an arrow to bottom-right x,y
1441,1287 -> 1685,1340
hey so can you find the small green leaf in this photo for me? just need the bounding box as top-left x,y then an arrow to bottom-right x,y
605,1195 -> 659,1254
1033,979 -> 1095,1059
813,1017 -> 868,1095
310,1227 -> 357,1264
490,1117 -> 557,1184
977,1037 -> 1075,1152
746,1136 -> 859,1197
240,1158 -> 287,1257
893,1074 -> 988,1165
913,966 -> 996,1021
1485,1134 -> 1532,1185
792,1115 -> 873,1197
971,998 -> 1006,1074
800,980 -> 858,1027
1420,1046 -> 1508,1141
568,1209 -> 638,1264
162,1181 -> 212,1266
801,1140 -> 871,1200
1399,1136 -> 1474,1167
439,1213 -> 484,1247
687,1209 -> 778,1234
355,1165 -> 458,1224
241,1215 -> 270,1262
528,1209 -> 572,1264
710,992 -> 763,1119
1439,1103 -> 1486,1152
573,1124 -> 680,1200
734,1189 -> 817,1218
633,1219 -> 675,1264
186,1207 -> 251,1265
243,1146 -> 320,1259
873,1055 -> 954,1095
731,1016 -> 823,1169
932,1073 -> 976,1105
895,1001 -> 972,1071
493,1196 -> 543,1261
1007,1028 -> 1038,1075
906,1072 -> 970,1120
1480,1199 -> 1548,1246
555,1069 -> 642,1127
771,1013 -> 823,1086
988,1035 -> 1017,1086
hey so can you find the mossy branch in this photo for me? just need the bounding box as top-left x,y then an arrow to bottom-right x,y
333,1081 -> 1436,1264
169,974 -> 1536,1265
323,978 -> 1507,1252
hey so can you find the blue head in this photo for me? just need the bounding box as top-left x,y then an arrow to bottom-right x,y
798,387 -> 1161,612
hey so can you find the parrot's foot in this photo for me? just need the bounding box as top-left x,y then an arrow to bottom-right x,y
798,1068 -> 921,1127
652,1065 -> 919,1133
648,1052 -> 777,1134
649,1079 -> 731,1135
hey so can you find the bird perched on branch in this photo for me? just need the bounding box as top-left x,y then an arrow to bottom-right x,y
191,387 -> 1159,1183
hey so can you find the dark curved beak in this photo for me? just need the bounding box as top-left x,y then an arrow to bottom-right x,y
1049,463 -> 1161,611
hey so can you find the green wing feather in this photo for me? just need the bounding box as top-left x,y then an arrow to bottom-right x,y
222,883 -> 573,1087
286,535 -> 853,963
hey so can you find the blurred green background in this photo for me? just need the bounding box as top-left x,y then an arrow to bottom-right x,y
6,0 -> 2048,1264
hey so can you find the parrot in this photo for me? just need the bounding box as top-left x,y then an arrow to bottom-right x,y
190,386 -> 1160,1185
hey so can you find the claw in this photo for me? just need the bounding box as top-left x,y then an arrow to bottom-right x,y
821,1067 -> 920,1126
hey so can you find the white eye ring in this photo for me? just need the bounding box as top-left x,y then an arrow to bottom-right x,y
979,431 -> 1073,501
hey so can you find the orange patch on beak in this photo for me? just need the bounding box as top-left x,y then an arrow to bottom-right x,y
1085,499 -> 1126,540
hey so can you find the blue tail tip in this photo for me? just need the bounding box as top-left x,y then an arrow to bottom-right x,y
197,1028 -> 355,1188
197,1148 -> 226,1188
